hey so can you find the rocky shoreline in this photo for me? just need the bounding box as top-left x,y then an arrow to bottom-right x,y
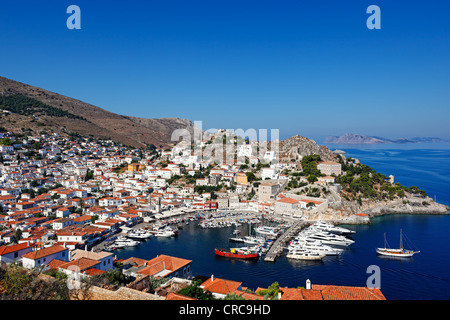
309,196 -> 450,226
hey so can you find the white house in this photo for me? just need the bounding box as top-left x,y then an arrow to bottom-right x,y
261,167 -> 278,180
0,242 -> 34,264
22,245 -> 69,270
52,217 -> 75,230
70,249 -> 114,272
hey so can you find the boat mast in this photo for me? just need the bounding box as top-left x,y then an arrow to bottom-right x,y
400,229 -> 403,250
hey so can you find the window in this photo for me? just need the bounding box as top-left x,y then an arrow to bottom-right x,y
14,252 -> 18,258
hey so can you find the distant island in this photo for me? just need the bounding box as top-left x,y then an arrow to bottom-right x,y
324,133 -> 449,145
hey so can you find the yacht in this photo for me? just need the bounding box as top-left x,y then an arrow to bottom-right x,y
312,221 -> 356,235
114,236 -> 140,247
127,229 -> 152,240
155,229 -> 176,237
299,229 -> 354,247
243,236 -> 266,245
289,240 -> 343,256
254,226 -> 279,237
286,248 -> 325,261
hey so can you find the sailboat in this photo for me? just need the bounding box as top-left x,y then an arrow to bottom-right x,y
376,229 -> 420,258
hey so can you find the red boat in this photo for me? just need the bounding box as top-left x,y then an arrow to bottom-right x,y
214,248 -> 259,260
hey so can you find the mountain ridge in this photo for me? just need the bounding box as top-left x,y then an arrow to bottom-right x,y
0,76 -> 195,148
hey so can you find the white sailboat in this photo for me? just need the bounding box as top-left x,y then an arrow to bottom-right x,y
376,229 -> 420,258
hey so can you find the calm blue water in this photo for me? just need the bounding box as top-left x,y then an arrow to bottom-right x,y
116,144 -> 450,300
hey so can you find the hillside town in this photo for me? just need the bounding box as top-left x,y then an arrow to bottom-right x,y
0,129 -> 397,300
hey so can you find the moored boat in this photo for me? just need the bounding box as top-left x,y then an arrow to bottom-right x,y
214,248 -> 259,260
376,230 -> 420,258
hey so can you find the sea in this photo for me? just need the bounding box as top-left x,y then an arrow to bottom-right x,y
114,143 -> 450,300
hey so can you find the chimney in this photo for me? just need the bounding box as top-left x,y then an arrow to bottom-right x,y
211,274 -> 214,282
306,279 -> 311,290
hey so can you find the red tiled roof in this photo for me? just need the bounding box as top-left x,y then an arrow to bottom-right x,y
22,245 -> 67,260
138,255 -> 191,277
0,242 -> 33,255
201,277 -> 242,295
312,284 -> 386,300
166,292 -> 197,300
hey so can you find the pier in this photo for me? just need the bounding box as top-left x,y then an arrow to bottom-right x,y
264,220 -> 308,262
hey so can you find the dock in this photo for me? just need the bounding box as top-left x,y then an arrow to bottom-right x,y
264,220 -> 308,262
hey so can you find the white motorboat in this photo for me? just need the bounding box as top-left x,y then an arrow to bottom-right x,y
114,236 -> 140,247
299,228 -> 354,247
154,225 -> 177,237
127,229 -> 152,240
289,240 -> 343,256
243,236 -> 266,245
155,230 -> 175,237
376,230 -> 420,258
312,221 -> 356,235
286,249 -> 325,261
254,226 -> 278,237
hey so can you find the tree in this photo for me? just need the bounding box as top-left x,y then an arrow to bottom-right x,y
177,279 -> 215,300
84,170 -> 94,182
307,175 -> 317,183
14,229 -> 22,243
257,281 -> 280,300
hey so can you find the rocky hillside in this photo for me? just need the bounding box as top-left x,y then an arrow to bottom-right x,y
0,76 -> 195,148
277,135 -> 336,162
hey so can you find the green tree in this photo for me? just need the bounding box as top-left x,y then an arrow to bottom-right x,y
177,279 -> 215,300
257,281 -> 280,300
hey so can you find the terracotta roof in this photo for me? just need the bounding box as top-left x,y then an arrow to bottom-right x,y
59,257 -> 101,272
233,290 -> 265,300
201,277 -> 242,295
0,242 -> 33,255
312,284 -> 386,300
166,292 -> 197,300
22,245 -> 67,260
138,255 -> 191,277
84,268 -> 106,276
277,197 -> 299,204
47,259 -> 68,270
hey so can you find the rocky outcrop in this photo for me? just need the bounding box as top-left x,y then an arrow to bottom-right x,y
362,198 -> 449,217
278,135 -> 336,162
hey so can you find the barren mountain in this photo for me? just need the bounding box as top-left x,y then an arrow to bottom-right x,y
0,76 -> 195,148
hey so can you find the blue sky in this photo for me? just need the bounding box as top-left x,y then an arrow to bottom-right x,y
0,0 -> 449,142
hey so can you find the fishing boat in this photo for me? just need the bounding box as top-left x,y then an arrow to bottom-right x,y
376,229 -> 420,258
214,248 -> 259,260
